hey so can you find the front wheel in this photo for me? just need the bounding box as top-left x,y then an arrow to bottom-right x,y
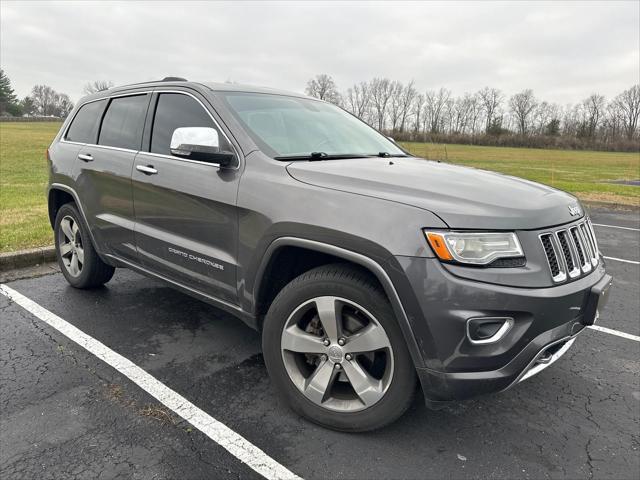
262,264 -> 416,432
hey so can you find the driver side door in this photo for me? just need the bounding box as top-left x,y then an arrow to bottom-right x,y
132,90 -> 241,304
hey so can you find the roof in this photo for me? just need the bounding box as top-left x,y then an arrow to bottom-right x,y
74,79 -> 316,108
201,82 -> 311,99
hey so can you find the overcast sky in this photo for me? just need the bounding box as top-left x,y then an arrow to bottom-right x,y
1,1 -> 638,104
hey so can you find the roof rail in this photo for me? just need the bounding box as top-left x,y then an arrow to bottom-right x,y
162,76 -> 188,82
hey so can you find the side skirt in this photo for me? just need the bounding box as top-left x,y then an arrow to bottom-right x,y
105,253 -> 258,330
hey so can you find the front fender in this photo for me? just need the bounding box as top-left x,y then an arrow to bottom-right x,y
249,236 -> 430,369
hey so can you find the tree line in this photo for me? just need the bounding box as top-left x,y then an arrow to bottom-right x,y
0,70 -> 115,119
306,74 -> 640,152
0,69 -> 75,118
2,68 -> 638,152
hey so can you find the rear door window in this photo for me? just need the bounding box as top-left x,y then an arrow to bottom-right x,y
65,100 -> 107,144
98,94 -> 149,150
150,93 -> 225,156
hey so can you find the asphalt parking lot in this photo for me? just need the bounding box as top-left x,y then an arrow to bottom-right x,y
1,206 -> 639,480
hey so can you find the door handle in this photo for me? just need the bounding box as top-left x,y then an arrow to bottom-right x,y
136,165 -> 158,175
78,153 -> 93,162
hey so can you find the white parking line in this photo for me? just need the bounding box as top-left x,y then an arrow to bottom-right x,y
592,223 -> 640,232
0,284 -> 301,480
603,256 -> 640,265
588,325 -> 640,342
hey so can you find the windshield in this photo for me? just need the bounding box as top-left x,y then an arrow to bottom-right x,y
218,92 -> 405,159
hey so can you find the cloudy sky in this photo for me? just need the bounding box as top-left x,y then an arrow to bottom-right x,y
1,1 -> 638,104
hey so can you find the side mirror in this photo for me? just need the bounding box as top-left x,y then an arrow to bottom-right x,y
387,136 -> 397,143
170,127 -> 235,167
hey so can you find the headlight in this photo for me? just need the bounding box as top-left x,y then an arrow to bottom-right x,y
424,231 -> 524,265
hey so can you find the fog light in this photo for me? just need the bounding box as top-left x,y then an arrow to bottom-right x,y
467,317 -> 514,345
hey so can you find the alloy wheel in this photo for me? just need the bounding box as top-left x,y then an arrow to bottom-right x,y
58,215 -> 84,277
280,296 -> 394,412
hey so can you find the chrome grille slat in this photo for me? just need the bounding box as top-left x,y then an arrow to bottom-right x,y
579,223 -> 594,260
577,225 -> 594,273
570,226 -> 591,273
582,221 -> 599,266
556,230 -> 580,278
540,217 -> 599,283
586,219 -> 600,257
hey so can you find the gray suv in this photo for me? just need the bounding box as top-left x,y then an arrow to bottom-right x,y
47,78 -> 612,431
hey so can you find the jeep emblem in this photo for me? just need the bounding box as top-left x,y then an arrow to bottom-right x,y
568,205 -> 581,216
327,345 -> 344,363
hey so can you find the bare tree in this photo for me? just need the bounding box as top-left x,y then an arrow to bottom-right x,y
398,81 -> 417,133
83,80 -> 114,95
30,85 -> 59,116
562,103 -> 581,137
57,93 -> 74,117
581,94 -> 606,138
305,74 -> 341,104
29,85 -> 74,117
613,85 -> 640,139
387,80 -> 405,132
478,87 -> 503,133
412,93 -> 425,134
604,101 -> 624,141
509,89 -> 538,135
344,82 -> 371,119
369,78 -> 393,131
467,92 -> 483,135
532,101 -> 561,135
424,88 -> 451,133
451,94 -> 475,134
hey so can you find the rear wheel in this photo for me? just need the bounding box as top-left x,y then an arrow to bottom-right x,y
262,264 -> 416,431
54,203 -> 115,288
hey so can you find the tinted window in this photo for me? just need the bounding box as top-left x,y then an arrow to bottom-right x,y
151,93 -> 222,156
65,100 -> 106,143
98,95 -> 148,150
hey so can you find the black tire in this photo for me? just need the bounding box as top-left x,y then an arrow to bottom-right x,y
54,203 -> 115,289
262,264 -> 416,432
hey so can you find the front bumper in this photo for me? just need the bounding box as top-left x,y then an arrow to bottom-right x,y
390,255 -> 612,404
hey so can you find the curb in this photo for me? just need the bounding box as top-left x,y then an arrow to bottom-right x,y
0,246 -> 56,272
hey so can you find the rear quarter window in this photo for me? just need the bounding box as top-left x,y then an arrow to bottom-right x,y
65,100 -> 107,144
98,94 -> 149,150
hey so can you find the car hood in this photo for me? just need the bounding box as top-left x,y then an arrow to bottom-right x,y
286,157 -> 583,230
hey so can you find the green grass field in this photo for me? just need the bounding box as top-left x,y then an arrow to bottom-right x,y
1,122 -> 60,253
0,121 -> 638,253
401,142 -> 640,206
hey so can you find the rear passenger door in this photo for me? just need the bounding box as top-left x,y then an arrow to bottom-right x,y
132,90 -> 241,304
74,93 -> 150,263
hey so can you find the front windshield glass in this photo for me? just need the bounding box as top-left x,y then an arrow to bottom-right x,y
218,92 -> 405,158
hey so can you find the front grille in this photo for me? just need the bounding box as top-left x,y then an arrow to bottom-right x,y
540,218 -> 599,284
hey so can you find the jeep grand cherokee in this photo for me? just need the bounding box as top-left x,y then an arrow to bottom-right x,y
47,78 -> 612,431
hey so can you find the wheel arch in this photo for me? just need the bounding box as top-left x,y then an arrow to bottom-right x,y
253,237 -> 425,369
47,183 -> 103,258
48,187 -> 75,228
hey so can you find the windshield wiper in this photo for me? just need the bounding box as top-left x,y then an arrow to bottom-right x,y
274,152 -> 373,161
377,152 -> 409,157
274,151 -> 410,161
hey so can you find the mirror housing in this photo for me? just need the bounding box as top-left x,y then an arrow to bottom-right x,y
170,127 -> 235,167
